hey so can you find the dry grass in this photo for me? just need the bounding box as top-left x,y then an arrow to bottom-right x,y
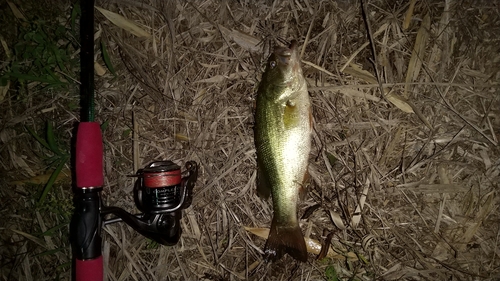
1,0 -> 500,280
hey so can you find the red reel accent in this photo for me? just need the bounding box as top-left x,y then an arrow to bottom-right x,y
143,170 -> 181,188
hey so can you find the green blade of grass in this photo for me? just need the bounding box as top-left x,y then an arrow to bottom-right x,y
46,122 -> 61,155
43,66 -> 64,84
327,151 -> 337,166
356,252 -> 370,265
33,247 -> 64,257
101,41 -> 116,76
56,262 -> 71,271
38,154 -> 68,204
100,119 -> 110,131
71,3 -> 80,34
26,126 -> 51,151
50,46 -> 66,73
41,222 -> 68,237
8,72 -> 65,85
325,265 -> 338,281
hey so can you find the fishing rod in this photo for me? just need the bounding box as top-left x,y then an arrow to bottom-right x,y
70,1 -> 198,280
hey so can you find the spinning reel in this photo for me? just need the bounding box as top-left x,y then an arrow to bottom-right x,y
71,160 -> 198,261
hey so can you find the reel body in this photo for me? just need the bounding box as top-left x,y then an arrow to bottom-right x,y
130,160 -> 197,245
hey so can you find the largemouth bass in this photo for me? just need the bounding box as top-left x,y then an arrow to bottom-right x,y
254,40 -> 311,262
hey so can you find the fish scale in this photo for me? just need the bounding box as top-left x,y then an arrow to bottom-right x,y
254,40 -> 311,262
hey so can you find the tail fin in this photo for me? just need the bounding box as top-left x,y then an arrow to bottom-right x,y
264,217 -> 308,262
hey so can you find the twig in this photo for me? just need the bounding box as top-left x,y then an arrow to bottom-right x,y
360,0 -> 387,102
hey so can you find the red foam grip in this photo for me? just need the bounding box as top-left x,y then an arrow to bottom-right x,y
76,256 -> 103,281
76,122 -> 103,188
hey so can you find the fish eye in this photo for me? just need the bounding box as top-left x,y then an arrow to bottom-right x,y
269,61 -> 276,69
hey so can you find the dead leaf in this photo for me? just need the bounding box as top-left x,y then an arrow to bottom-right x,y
219,25 -> 260,52
404,13 -> 430,97
95,6 -> 151,38
11,229 -> 46,248
7,1 -> 27,21
194,75 -> 226,84
403,0 -> 418,30
244,227 -> 357,260
94,62 -> 106,76
0,80 -> 9,102
10,168 -> 71,185
385,91 -> 414,113
174,133 -> 190,142
328,210 -> 347,230
1,35 -> 11,59
343,64 -> 378,84
342,64 -> 416,114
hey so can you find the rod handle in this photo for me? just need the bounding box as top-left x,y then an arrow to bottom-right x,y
76,122 -> 103,188
75,256 -> 103,281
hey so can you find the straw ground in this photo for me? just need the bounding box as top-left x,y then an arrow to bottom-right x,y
1,0 -> 499,280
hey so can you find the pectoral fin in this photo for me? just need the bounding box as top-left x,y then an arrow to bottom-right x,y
256,165 -> 271,199
283,100 -> 299,129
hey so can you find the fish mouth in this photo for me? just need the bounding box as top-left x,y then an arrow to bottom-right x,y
275,40 -> 298,66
